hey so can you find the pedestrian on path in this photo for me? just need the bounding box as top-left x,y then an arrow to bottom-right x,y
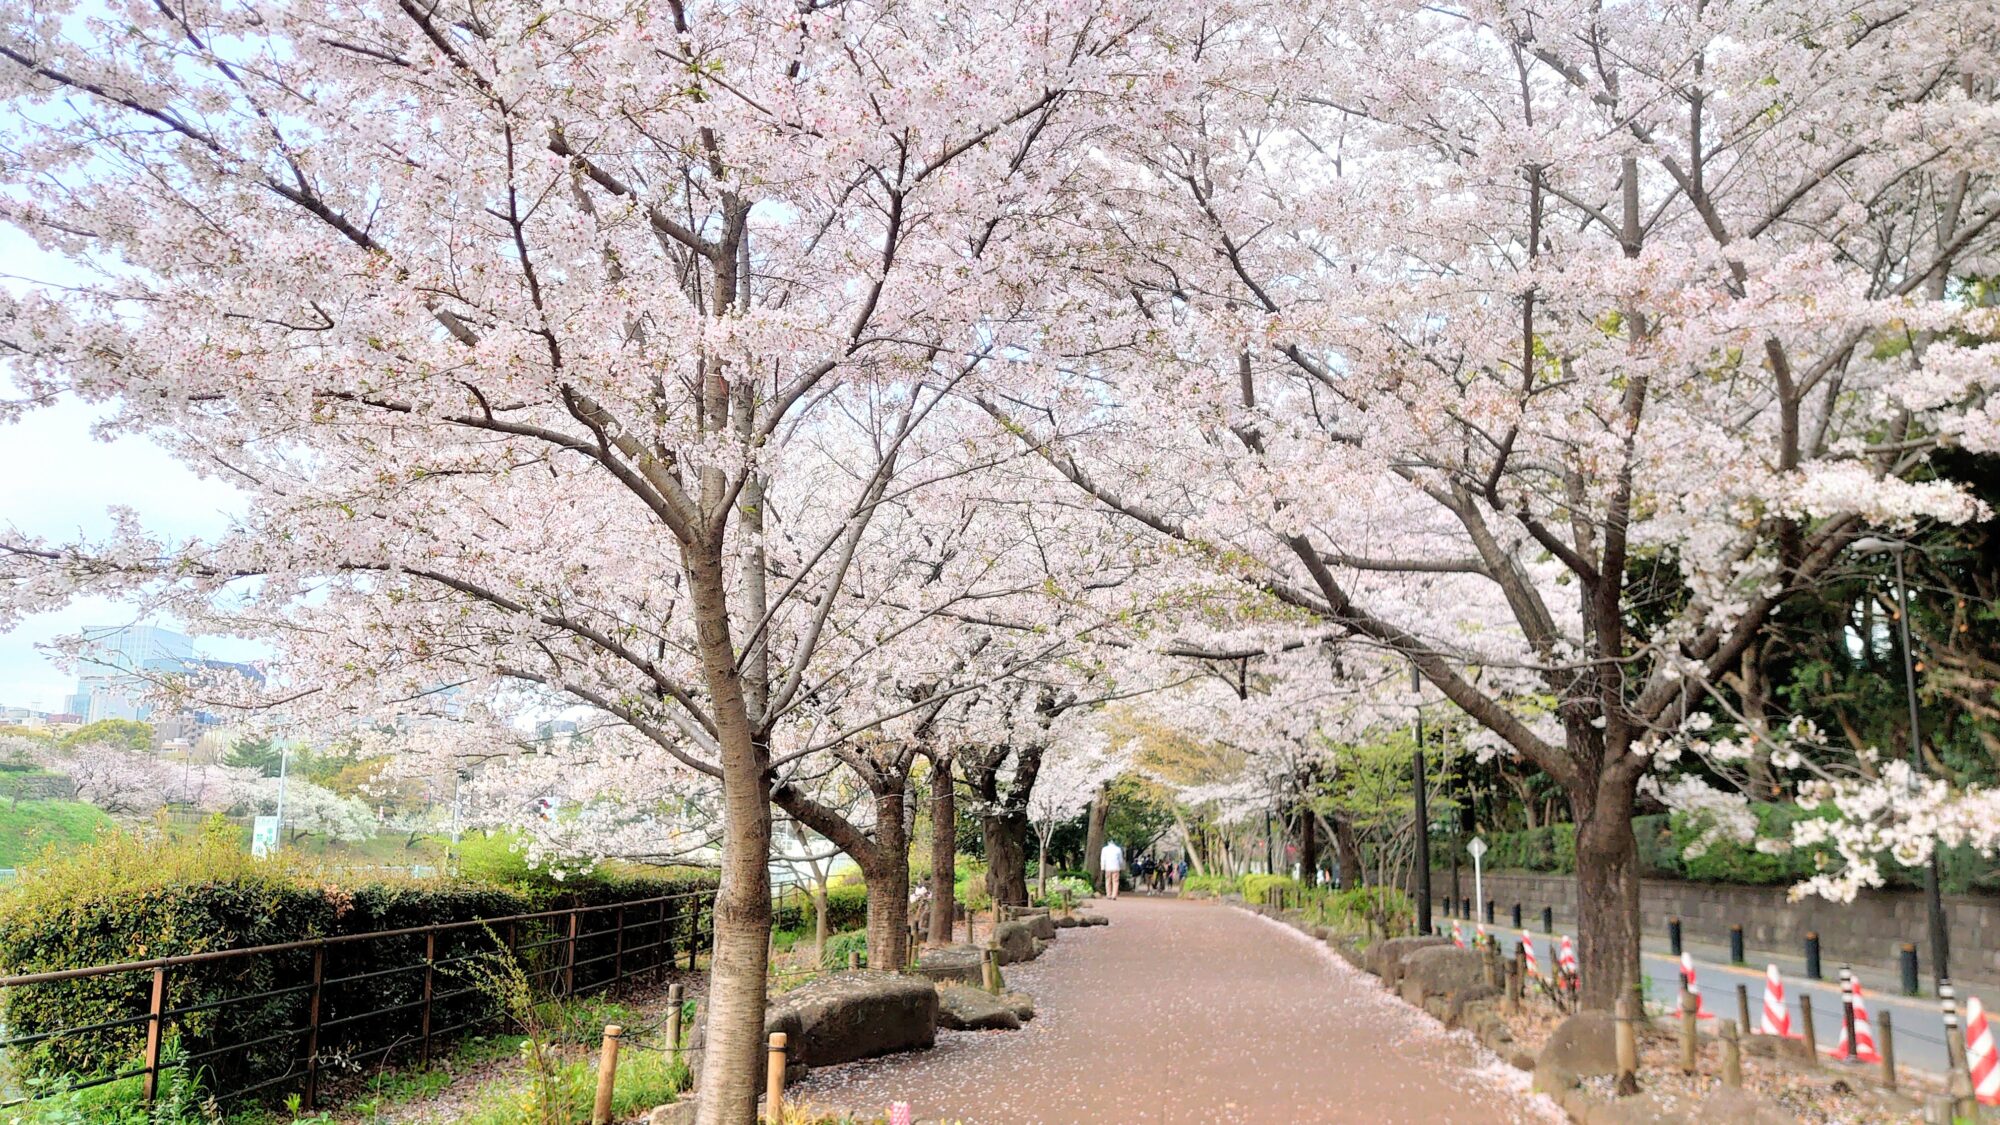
1100,838 -> 1125,898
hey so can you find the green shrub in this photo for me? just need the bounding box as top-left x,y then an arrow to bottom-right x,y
1314,886 -> 1413,936
1239,873 -> 1298,904
819,929 -> 869,971
772,883 -> 867,935
1179,873 -> 1234,897
0,828 -> 715,1107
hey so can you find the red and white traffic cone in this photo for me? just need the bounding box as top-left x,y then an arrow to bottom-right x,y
1520,930 -> 1540,979
1965,996 -> 1999,1106
1557,935 -> 1577,979
1759,964 -> 1795,1038
1451,920 -> 1465,949
1830,983 -> 1880,1063
1679,952 -> 1716,1019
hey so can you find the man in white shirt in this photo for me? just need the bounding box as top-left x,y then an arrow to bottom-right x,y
1100,839 -> 1125,899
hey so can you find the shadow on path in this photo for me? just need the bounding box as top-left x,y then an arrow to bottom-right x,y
791,896 -> 1565,1123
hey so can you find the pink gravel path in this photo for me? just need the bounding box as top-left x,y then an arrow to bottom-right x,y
791,895 -> 1566,1124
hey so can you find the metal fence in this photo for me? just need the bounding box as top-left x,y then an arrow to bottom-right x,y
0,888 -> 715,1112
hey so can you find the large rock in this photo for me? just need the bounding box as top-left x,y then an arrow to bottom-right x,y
1366,935 -> 1450,981
1052,914 -> 1082,929
992,919 -> 1039,964
935,984 -> 1022,1031
1696,1087 -> 1797,1124
1400,946 -> 1488,1002
1026,912 -> 1058,940
913,944 -> 985,985
1002,991 -> 1036,1022
1080,913 -> 1109,927
763,971 -> 938,1070
1533,1010 -> 1620,1093
648,1100 -> 697,1125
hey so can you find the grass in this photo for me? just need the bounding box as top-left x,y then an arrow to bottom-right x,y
0,799 -> 113,868
449,1043 -> 688,1125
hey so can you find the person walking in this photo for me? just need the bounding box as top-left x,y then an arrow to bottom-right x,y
1100,838 -> 1125,899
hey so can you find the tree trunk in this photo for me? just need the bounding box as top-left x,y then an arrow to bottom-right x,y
861,786 -> 910,969
1175,809 -> 1207,877
812,882 -> 828,965
685,554 -> 771,1125
928,756 -> 956,944
1297,798 -> 1318,886
1082,783 -> 1111,891
1571,771 -> 1643,1012
983,810 -> 1030,907
1329,810 -> 1363,889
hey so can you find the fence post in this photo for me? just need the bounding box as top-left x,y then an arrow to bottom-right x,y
1735,982 -> 1751,1037
591,1025 -> 622,1125
1800,993 -> 1818,1067
565,908 -> 581,997
141,964 -> 169,1102
304,943 -> 326,1109
1679,988 -> 1699,1075
420,930 -> 438,1066
685,899 -> 698,971
766,1031 -> 788,1119
1840,966 -> 1857,1064
666,983 -> 685,1058
1613,995 -> 1639,1097
1720,1019 -> 1742,1087
1879,1008 -> 1897,1091
613,905 -> 627,989
656,898 -> 670,981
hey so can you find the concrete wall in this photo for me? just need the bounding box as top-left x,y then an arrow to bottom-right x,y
1456,870 -> 2000,982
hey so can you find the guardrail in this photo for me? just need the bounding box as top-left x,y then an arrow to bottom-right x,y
0,888 -> 714,1112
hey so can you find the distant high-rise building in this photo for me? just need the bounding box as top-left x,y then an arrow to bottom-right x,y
70,624 -> 197,724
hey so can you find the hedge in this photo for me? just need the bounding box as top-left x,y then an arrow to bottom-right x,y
0,827 -> 717,1101
1446,805 -> 2000,895
773,884 -> 868,935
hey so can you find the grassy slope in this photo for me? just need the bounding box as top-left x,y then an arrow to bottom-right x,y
0,799 -> 114,867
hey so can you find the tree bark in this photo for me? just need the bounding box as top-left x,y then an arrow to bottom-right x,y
1082,783 -> 1111,891
983,810 -> 1031,907
860,783 -> 910,970
1328,810 -> 1363,889
928,754 -> 956,944
1571,769 -> 1643,1012
685,553 -> 771,1125
1297,798 -> 1318,886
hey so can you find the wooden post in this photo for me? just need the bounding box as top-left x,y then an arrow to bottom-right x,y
591,1025 -> 622,1125
656,898 -> 670,982
1879,1008 -> 1897,1092
666,983 -> 685,1058
565,908 -> 581,997
1613,995 -> 1640,1097
1800,994 -> 1819,1067
141,965 -> 168,1102
766,1031 -> 788,1119
1736,982 -> 1752,1038
848,950 -> 860,972
1720,1019 -> 1742,1087
613,905 -> 627,988
420,930 -> 438,1065
1504,958 -> 1521,1015
1679,988 -> 1699,1075
304,943 -> 327,1109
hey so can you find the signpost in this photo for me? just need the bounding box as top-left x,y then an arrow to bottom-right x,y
251,815 -> 280,858
1467,836 -> 1488,927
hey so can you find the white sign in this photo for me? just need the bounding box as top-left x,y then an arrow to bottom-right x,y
251,815 -> 281,858
1468,836 -> 1487,929
1466,836 -> 1488,861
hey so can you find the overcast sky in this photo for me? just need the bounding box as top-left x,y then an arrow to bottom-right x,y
0,225 -> 261,711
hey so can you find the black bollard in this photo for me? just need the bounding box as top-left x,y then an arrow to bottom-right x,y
1512,903 -> 1522,929
1542,906 -> 1554,935
1901,943 -> 1920,996
1730,924 -> 1745,965
1669,917 -> 1683,956
1805,932 -> 1821,980
1485,900 -> 1495,925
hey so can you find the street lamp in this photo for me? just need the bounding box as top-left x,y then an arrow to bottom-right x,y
1411,660 -> 1433,937
1853,535 -> 1950,990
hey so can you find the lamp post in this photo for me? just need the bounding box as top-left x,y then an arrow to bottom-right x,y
1854,536 -> 1950,990
1411,661 -> 1433,937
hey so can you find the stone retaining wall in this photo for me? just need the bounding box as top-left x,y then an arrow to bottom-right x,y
1462,870 -> 2000,980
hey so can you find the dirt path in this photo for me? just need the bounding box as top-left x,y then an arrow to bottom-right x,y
792,896 -> 1564,1124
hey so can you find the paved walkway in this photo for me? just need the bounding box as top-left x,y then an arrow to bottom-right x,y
792,897 -> 1563,1124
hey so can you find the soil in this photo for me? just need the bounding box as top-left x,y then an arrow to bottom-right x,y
790,895 -> 1566,1124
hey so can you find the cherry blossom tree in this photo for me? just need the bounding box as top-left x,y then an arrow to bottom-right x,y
0,0 -> 1156,1114
994,0 -> 2000,1008
1025,724 -> 1123,896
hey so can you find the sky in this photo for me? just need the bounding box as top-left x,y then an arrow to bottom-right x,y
0,225 -> 261,710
